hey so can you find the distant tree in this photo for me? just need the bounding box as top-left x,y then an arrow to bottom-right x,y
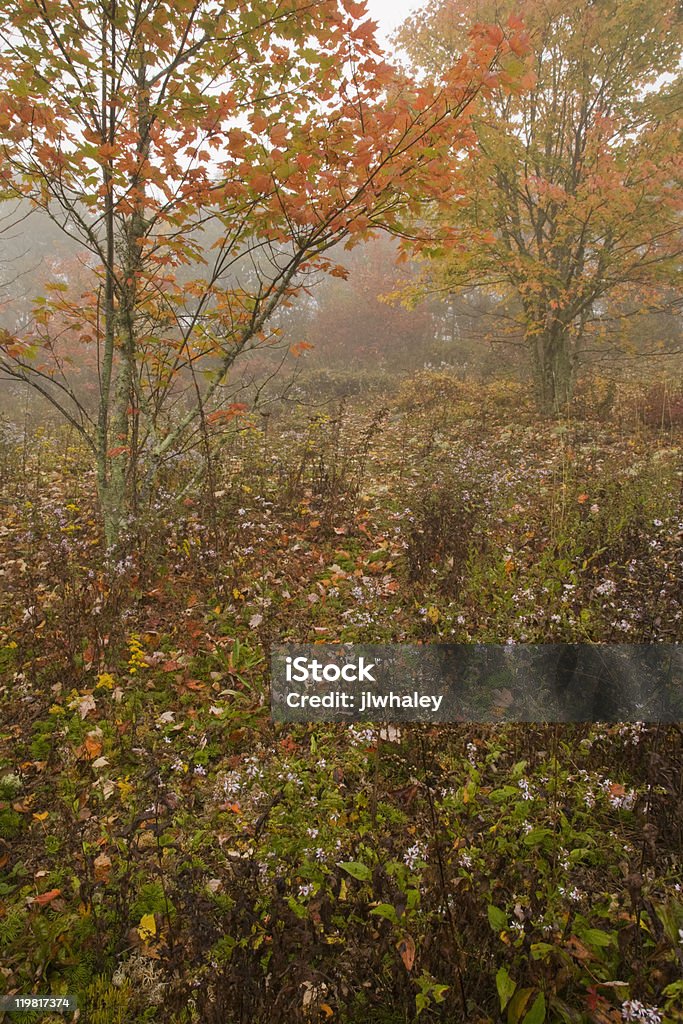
0,0 -> 529,546
299,235 -> 435,370
396,0 -> 682,412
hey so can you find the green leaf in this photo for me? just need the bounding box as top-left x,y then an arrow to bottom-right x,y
522,827 -> 553,848
507,987 -> 534,1024
490,785 -> 521,802
496,966 -> 517,1011
338,861 -> 372,882
530,942 -> 555,962
487,904 -> 507,931
581,927 -> 613,949
287,896 -> 308,919
369,903 -> 399,923
521,991 -> 546,1024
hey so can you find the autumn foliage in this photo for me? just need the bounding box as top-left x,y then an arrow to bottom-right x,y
0,0 -> 531,543
396,0 -> 682,411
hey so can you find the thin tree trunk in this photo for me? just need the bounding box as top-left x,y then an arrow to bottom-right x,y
96,2 -> 120,550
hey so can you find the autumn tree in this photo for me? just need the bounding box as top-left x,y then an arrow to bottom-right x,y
396,0 -> 682,412
0,0 -> 531,546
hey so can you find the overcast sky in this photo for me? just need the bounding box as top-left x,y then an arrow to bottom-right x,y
365,0 -> 425,45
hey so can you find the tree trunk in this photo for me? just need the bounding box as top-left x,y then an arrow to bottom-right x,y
532,325 -> 574,414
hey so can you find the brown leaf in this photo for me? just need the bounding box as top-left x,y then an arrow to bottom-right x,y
94,852 -> 112,883
566,935 -> 595,961
397,934 -> 416,971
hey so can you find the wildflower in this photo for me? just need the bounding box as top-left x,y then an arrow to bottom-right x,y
517,779 -> 533,800
348,726 -> 376,746
621,999 -> 662,1023
404,842 -> 426,869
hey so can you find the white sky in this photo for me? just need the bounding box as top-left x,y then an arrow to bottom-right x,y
365,0 -> 425,46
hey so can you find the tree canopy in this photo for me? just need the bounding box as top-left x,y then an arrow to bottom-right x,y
396,0 -> 682,410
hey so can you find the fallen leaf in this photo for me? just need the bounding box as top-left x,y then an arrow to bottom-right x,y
32,888 -> 61,906
94,852 -> 112,883
84,732 -> 103,759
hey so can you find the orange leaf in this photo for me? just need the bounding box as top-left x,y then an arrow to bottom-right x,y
33,888 -> 61,906
84,734 -> 103,759
206,404 -> 248,423
484,24 -> 505,46
577,493 -> 589,504
250,114 -> 268,134
289,341 -> 314,357
270,123 -> 288,147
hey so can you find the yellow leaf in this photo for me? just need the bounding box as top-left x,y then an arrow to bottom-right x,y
138,913 -> 157,941
33,811 -> 49,821
426,605 -> 440,624
320,1004 -> 334,1018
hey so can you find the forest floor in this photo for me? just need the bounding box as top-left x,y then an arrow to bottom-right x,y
1,371 -> 682,1024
